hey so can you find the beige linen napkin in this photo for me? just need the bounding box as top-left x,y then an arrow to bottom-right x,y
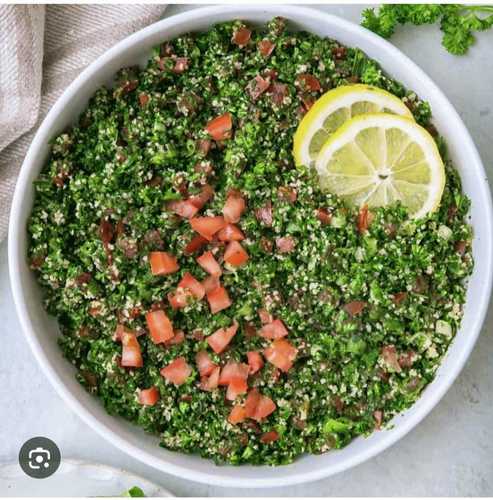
0,4 -> 168,242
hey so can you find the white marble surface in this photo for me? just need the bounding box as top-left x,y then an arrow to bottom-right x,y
1,4 -> 493,497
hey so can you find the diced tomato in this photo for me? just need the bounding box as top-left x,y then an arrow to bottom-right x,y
178,272 -> 205,300
263,338 -> 297,372
205,113 -> 233,141
184,234 -> 208,255
167,199 -> 198,219
253,395 -> 277,421
190,216 -> 226,240
277,186 -> 297,203
189,184 -> 214,210
244,389 -> 276,421
381,345 -> 402,373
357,204 -> 372,233
226,377 -> 248,400
168,288 -> 192,310
219,361 -> 250,385
255,201 -> 273,226
217,224 -> 245,242
258,39 -> 275,57
259,319 -> 289,339
200,365 -> 220,391
275,236 -> 295,253
247,351 -> 264,374
392,292 -> 408,305
172,57 -> 189,74
317,208 -> 332,225
202,275 -> 220,293
244,389 -> 261,418
121,331 -> 143,368
138,386 -> 159,406
296,73 -> 321,92
196,251 -> 222,276
224,241 -> 249,267
149,251 -> 179,276
160,357 -> 192,385
197,139 -> 211,156
223,192 -> 246,223
247,75 -> 271,101
146,309 -> 174,343
206,286 -> 232,314
258,309 -> 273,325
228,404 -> 247,424
207,321 -> 238,354
271,82 -> 288,106
343,301 -> 367,316
196,350 -> 217,377
232,26 -> 251,46
260,430 -> 279,444
113,323 -> 129,342
165,329 -> 185,346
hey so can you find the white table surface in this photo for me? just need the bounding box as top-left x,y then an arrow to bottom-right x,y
1,4 -> 493,497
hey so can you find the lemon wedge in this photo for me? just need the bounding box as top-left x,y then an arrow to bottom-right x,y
315,113 -> 445,219
293,84 -> 413,167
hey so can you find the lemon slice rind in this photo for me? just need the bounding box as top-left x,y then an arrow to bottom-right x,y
293,84 -> 414,167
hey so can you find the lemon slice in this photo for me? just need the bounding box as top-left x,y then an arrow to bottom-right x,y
315,113 -> 445,219
293,84 -> 413,167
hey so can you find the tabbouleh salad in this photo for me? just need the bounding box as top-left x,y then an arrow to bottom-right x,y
27,18 -> 473,465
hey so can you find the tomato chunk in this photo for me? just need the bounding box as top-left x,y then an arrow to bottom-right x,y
138,386 -> 159,406
260,430 -> 279,443
205,113 -> 232,141
228,404 -> 247,425
357,204 -> 372,233
184,234 -> 208,255
178,272 -> 205,300
263,338 -> 298,372
296,73 -> 321,92
149,251 -> 179,276
167,199 -> 198,219
197,251 -> 222,276
223,192 -> 246,223
202,275 -> 220,293
258,309 -> 273,325
146,309 -> 174,344
207,321 -> 238,354
219,361 -> 250,385
245,389 -> 276,421
258,39 -> 275,57
189,184 -> 214,210
121,331 -> 143,368
247,351 -> 264,374
253,395 -> 277,421
160,357 -> 192,386
232,27 -> 251,46
200,365 -> 220,391
190,216 -> 226,240
168,288 -> 192,310
217,223 -> 245,242
165,329 -> 185,346
224,241 -> 249,267
343,300 -> 367,316
258,319 -> 289,339
196,350 -> 217,377
226,377 -> 248,400
206,286 -> 232,314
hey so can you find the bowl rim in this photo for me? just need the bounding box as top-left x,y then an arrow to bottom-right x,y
8,4 -> 493,488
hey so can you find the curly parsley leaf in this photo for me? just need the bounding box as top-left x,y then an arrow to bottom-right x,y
361,4 -> 493,55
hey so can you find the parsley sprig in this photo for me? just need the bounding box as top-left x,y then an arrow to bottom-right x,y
361,4 -> 493,55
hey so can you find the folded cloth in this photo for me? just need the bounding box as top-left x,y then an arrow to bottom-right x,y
0,4 -> 167,241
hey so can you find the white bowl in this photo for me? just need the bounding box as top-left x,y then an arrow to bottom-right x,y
8,5 -> 493,488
